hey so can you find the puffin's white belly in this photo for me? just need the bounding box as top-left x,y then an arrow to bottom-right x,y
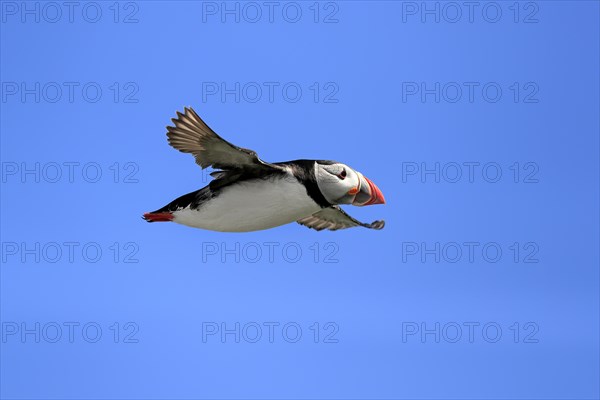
172,178 -> 322,232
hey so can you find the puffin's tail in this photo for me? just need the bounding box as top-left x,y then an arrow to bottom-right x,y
142,212 -> 174,222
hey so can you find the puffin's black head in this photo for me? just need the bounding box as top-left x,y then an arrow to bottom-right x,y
314,161 -> 385,206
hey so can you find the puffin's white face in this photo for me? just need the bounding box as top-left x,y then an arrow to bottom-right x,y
314,161 -> 385,206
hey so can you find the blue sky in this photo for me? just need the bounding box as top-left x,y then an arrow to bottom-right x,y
1,1 -> 599,399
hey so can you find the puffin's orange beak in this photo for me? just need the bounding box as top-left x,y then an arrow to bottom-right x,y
352,174 -> 386,206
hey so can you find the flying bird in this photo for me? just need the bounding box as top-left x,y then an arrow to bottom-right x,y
143,107 -> 386,232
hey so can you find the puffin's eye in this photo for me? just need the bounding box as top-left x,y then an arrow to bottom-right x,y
338,169 -> 347,180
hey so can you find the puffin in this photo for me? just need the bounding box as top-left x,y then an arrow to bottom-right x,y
143,107 -> 386,232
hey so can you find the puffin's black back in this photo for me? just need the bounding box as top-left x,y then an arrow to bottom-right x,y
151,159 -> 333,214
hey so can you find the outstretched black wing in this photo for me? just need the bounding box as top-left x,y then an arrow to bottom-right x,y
167,107 -> 282,172
297,206 -> 385,231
